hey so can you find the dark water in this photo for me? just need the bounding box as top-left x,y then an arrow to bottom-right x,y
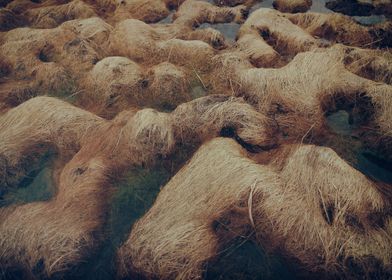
0,153 -> 56,207
205,239 -> 297,280
158,12 -> 174,24
352,14 -> 387,25
189,75 -> 208,99
199,22 -> 240,43
67,167 -> 171,280
326,110 -> 392,183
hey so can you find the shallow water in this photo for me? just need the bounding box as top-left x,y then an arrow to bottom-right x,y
67,167 -> 171,280
353,14 -> 387,25
158,12 -> 174,24
326,110 -> 392,183
189,77 -> 208,99
0,154 -> 55,207
326,110 -> 353,136
199,22 -> 240,43
205,239 -> 296,280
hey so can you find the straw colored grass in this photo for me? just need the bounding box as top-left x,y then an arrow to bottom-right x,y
118,138 -> 392,279
213,45 -> 392,148
287,12 -> 392,48
0,94 -> 275,276
81,57 -> 191,117
24,0 -> 97,28
173,0 -> 248,26
273,0 -> 312,13
0,17 -> 112,110
237,8 -> 320,66
0,96 -> 103,190
113,0 -> 170,23
109,18 -> 215,69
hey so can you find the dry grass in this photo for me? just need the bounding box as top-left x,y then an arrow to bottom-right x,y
237,8 -> 320,62
287,12 -> 392,48
118,138 -> 392,279
213,45 -> 392,152
0,94 -> 276,276
80,57 -> 191,118
173,0 -> 248,26
273,0 -> 312,13
113,0 -> 170,23
24,0 -> 97,29
0,96 -> 103,190
1,0 -> 391,278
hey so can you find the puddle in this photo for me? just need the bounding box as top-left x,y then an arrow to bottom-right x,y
309,0 -> 333,13
326,110 -> 392,183
199,22 -> 240,43
352,14 -> 387,25
205,239 -> 297,280
189,78 -> 208,99
326,110 -> 354,136
250,0 -> 273,14
158,12 -> 174,24
0,154 -> 56,207
67,167 -> 171,280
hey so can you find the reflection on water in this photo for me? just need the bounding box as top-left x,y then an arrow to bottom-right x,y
326,110 -> 392,183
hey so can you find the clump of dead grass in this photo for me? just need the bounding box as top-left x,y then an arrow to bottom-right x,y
118,138 -> 392,279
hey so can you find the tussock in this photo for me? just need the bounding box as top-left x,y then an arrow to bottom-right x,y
170,95 -> 276,148
287,12 -> 392,48
273,0 -> 312,13
147,62 -> 190,109
0,95 -> 275,276
118,138 -> 392,279
109,19 -> 215,68
0,17 -> 112,110
81,57 -> 190,117
173,0 -> 248,26
0,96 -> 103,189
213,45 -> 392,150
25,0 -> 97,29
1,0 -> 391,278
237,8 -> 320,66
81,56 -> 146,118
113,0 -> 170,23
326,0 -> 392,16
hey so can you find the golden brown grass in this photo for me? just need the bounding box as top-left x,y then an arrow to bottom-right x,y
213,45 -> 392,153
24,0 -> 97,29
1,0 -> 391,278
287,11 -> 392,48
0,94 -> 275,276
118,138 -> 392,279
238,8 -> 320,61
273,0 -> 312,13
